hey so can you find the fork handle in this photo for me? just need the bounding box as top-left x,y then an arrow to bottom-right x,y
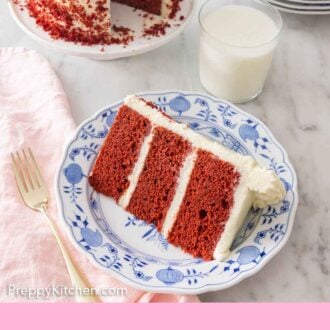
41,206 -> 100,303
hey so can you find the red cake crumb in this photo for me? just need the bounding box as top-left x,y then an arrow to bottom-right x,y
143,21 -> 171,37
112,24 -> 131,35
167,150 -> 241,260
12,0 -> 25,11
89,105 -> 151,201
141,98 -> 175,123
144,100 -> 159,109
110,25 -> 134,45
127,127 -> 191,231
168,0 -> 182,19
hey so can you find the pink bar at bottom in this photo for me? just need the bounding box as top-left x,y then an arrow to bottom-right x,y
1,303 -> 329,330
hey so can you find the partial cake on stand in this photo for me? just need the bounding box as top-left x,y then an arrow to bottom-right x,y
25,0 -> 182,45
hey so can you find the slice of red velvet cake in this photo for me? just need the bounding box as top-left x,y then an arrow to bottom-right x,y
89,95 -> 285,261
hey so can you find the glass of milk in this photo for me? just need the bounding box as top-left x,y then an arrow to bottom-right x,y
199,0 -> 282,103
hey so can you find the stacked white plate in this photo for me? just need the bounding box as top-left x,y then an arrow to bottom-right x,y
267,0 -> 330,14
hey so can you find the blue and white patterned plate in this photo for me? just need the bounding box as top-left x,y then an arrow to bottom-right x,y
56,91 -> 298,294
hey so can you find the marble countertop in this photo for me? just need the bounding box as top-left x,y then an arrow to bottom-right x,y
1,0 -> 329,302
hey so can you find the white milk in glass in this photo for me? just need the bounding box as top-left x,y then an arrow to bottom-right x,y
199,4 -> 280,103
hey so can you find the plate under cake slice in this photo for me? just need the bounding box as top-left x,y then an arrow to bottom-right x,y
89,95 -> 285,261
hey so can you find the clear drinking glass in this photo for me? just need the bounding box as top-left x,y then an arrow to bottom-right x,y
199,0 -> 282,103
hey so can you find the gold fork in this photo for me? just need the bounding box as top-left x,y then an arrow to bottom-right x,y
11,148 -> 100,303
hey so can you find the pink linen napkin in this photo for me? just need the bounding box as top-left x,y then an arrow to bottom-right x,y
0,48 -> 199,303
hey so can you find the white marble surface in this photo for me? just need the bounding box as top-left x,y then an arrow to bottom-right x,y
1,0 -> 330,302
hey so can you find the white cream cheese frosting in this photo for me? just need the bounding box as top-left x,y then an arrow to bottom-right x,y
248,167 -> 286,209
118,128 -> 155,209
161,150 -> 198,237
123,95 -> 286,261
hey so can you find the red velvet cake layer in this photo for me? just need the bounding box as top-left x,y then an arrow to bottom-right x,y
88,105 -> 151,202
113,0 -> 162,15
167,150 -> 241,260
127,127 -> 191,230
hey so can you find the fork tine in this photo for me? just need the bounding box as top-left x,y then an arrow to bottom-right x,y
20,150 -> 35,190
16,151 -> 34,191
23,149 -> 40,188
28,148 -> 45,187
11,152 -> 27,193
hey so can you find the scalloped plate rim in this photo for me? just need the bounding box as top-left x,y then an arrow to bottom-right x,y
55,90 -> 298,295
